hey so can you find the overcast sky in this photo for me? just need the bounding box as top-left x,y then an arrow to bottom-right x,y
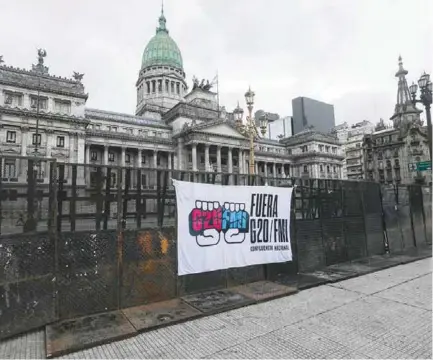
1,0 -> 432,127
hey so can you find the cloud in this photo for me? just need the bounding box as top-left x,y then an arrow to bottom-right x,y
0,0 -> 431,127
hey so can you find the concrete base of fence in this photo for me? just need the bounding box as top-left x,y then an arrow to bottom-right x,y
45,311 -> 136,358
44,281 -> 298,358
44,246 -> 431,358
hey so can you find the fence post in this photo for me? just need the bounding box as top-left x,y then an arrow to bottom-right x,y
24,159 -> 37,232
48,160 -> 59,320
103,167 -> 112,230
116,167 -> 123,309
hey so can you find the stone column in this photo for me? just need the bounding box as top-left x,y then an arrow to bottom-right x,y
239,150 -> 243,174
177,138 -> 184,170
282,164 -> 286,178
167,152 -> 172,170
264,162 -> 268,177
104,146 -> 109,166
20,128 -> 28,179
273,163 -> 276,178
204,144 -> 210,171
217,146 -> 222,173
255,162 -> 258,175
192,144 -> 198,171
85,144 -> 91,185
121,147 -> 126,167
153,150 -> 158,168
137,149 -> 142,168
228,147 -> 233,173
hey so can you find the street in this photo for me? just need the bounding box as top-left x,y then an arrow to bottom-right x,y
1,258 -> 431,359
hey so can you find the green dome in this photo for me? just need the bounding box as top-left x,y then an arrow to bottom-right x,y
141,11 -> 183,70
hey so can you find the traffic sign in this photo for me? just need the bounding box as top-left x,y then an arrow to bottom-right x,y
417,161 -> 432,172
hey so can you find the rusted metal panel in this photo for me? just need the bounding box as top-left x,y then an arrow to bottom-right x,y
344,217 -> 367,261
121,228 -> 177,308
296,220 -> 324,272
322,218 -> 347,266
57,230 -> 118,320
422,187 -> 432,244
0,232 -> 55,340
409,185 -> 426,247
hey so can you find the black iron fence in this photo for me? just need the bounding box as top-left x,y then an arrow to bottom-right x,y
0,155 -> 431,340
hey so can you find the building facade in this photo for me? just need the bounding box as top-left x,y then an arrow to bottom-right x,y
332,120 -> 375,180
363,57 -> 431,185
292,97 -> 335,135
0,8 -> 344,188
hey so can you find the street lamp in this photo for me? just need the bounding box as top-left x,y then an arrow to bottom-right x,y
409,72 -> 432,160
235,86 -> 268,174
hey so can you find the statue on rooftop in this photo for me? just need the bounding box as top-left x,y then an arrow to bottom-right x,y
73,71 -> 84,82
192,76 -> 199,90
37,49 -> 47,65
0,55 -> 4,65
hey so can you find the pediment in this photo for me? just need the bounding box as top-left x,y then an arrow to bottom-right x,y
197,123 -> 246,139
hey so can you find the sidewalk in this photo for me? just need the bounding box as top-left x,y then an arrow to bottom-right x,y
1,258 -> 431,359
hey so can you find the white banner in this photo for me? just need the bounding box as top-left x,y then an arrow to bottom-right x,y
173,180 -> 293,276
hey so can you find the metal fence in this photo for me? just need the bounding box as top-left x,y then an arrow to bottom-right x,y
0,155 -> 431,340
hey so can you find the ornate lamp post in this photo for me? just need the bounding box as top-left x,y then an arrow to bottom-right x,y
409,72 -> 432,160
235,87 -> 267,174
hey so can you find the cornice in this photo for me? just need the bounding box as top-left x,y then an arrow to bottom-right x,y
0,105 -> 89,125
86,113 -> 170,130
86,129 -> 174,145
290,151 -> 344,161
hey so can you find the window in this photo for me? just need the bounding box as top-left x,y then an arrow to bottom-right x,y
301,145 -> 308,153
327,165 -> 330,173
30,96 -> 48,110
356,143 -> 361,148
333,166 -> 336,173
6,131 -> 16,143
56,136 -> 65,148
108,152 -> 115,162
171,82 -> 174,93
157,156 -> 161,166
32,133 -> 41,145
287,149 -> 292,155
141,156 -> 146,164
332,147 -> 337,154
4,160 -> 16,178
394,159 -> 400,167
303,165 -> 308,173
325,146 -> 330,153
176,83 -> 180,94
125,154 -> 131,163
319,145 -> 324,152
109,126 -> 117,132
4,92 -> 23,106
377,151 -> 383,160
320,164 -> 324,172
91,151 -> 98,161
110,172 -> 117,187
54,100 -> 71,114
